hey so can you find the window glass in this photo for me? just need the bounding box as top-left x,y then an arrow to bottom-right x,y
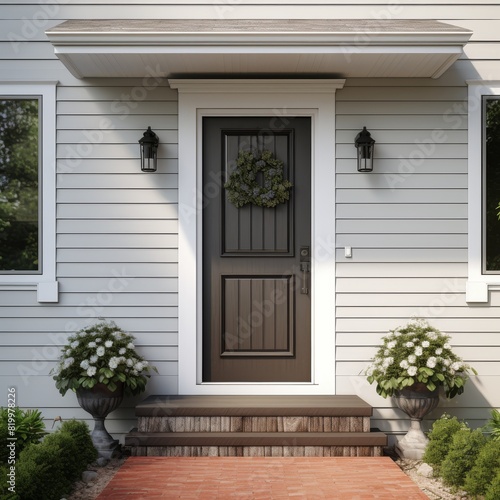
0,98 -> 39,272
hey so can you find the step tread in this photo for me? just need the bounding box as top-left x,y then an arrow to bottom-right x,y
125,431 -> 387,447
135,395 -> 373,417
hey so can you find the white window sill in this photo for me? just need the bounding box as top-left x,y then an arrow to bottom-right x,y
465,281 -> 489,303
465,280 -> 500,303
0,281 -> 59,302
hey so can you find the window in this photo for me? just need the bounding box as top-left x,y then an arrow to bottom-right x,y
484,97 -> 500,273
0,83 -> 57,302
0,98 -> 40,272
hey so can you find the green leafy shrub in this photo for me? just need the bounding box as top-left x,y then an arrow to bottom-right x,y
485,469 -> 500,500
440,428 -> 488,488
488,408 -> 500,441
463,439 -> 500,496
14,418 -> 96,500
0,407 -> 46,461
44,431 -> 82,485
60,419 -> 97,468
16,441 -> 69,500
423,414 -> 466,472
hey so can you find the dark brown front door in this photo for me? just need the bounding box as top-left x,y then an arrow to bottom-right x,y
202,116 -> 311,382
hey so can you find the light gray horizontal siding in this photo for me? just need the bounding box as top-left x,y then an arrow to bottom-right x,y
337,293 -> 466,307
57,190 -> 179,204
57,144 -> 178,159
57,263 -> 178,276
337,190 -> 466,203
57,249 -> 178,262
336,205 -> 467,219
57,174 -> 178,189
335,75 -> 497,434
57,159 -> 178,174
54,278 -> 177,293
57,101 -> 178,115
57,219 -> 178,233
0,318 -> 178,332
57,129 -> 178,144
5,3 -> 500,19
57,115 -> 177,130
337,220 -> 467,234
0,41 -> 57,59
336,234 -> 467,248
337,262 -> 467,276
0,306 -> 178,319
337,158 -> 467,173
57,204 -> 178,219
336,278 -> 466,293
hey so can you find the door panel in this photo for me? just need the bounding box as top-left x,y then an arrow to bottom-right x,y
222,276 -> 294,356
202,116 -> 311,382
222,133 -> 292,255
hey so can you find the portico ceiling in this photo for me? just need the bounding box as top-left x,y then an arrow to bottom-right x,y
46,19 -> 472,79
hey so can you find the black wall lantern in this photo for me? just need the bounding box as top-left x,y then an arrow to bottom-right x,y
139,126 -> 159,172
354,126 -> 375,172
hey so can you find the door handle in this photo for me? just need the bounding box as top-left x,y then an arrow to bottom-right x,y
300,246 -> 310,295
300,262 -> 310,294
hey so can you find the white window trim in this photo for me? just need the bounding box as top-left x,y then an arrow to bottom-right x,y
0,82 -> 58,302
466,80 -> 500,303
170,79 -> 344,395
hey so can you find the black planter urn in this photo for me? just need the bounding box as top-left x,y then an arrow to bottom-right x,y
76,383 -> 124,460
392,382 -> 440,459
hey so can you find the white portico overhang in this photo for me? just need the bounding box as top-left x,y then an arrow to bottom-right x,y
46,19 -> 472,79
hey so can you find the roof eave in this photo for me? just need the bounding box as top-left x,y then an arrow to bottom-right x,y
46,30 -> 472,47
45,20 -> 472,80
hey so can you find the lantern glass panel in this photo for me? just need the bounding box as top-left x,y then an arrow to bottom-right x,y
141,147 -> 157,172
357,144 -> 374,172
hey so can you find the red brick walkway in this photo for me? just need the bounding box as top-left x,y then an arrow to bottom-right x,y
96,457 -> 429,499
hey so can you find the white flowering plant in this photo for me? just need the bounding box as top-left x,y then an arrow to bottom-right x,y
365,319 -> 476,399
52,321 -> 157,396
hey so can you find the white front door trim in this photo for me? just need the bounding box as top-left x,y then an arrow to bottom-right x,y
170,79 -> 345,395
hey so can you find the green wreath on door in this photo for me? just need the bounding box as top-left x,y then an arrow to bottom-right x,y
224,149 -> 293,208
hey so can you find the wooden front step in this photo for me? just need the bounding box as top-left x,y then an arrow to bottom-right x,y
134,395 -> 374,417
125,395 -> 387,458
138,415 -> 370,433
128,445 -> 384,457
126,431 -> 387,447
